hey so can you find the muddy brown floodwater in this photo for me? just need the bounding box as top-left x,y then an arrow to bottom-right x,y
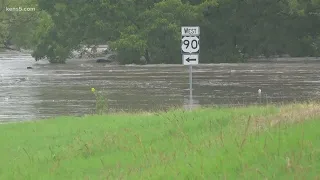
1,51 -> 320,122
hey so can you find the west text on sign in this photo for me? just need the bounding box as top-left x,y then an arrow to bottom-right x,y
181,26 -> 200,36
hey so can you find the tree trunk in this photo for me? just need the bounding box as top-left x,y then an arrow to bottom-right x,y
145,49 -> 150,64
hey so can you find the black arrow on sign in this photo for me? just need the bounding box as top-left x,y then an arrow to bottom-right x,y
186,57 -> 196,62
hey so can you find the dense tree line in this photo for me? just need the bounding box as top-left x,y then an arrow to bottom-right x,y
1,0 -> 320,64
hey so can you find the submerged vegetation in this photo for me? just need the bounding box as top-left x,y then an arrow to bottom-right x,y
0,0 -> 320,64
0,103 -> 320,179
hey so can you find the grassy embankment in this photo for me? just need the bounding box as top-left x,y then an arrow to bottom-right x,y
0,103 -> 320,179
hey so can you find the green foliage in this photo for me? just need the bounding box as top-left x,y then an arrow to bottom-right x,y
32,25 -> 72,63
2,0 -> 320,63
0,22 -> 9,46
141,0 -> 198,64
109,26 -> 147,64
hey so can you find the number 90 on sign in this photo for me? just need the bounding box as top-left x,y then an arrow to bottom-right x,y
181,36 -> 200,54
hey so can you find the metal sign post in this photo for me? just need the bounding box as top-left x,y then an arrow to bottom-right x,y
189,65 -> 193,110
181,26 -> 200,110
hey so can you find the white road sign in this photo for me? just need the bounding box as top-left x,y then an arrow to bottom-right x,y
181,36 -> 200,54
181,26 -> 200,36
181,26 -> 200,110
183,54 -> 199,65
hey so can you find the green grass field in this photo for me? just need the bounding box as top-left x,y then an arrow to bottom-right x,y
1,103 -> 320,179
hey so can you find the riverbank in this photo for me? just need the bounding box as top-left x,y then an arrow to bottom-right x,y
1,103 -> 319,179
247,56 -> 320,63
2,48 -> 320,64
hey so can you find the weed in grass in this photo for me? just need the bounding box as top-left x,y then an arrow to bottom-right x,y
22,148 -> 33,163
91,87 -> 108,115
240,115 -> 251,150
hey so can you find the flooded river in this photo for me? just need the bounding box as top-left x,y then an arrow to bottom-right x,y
1,51 -> 320,122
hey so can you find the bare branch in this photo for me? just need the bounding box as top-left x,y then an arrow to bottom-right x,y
0,45 -> 21,51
